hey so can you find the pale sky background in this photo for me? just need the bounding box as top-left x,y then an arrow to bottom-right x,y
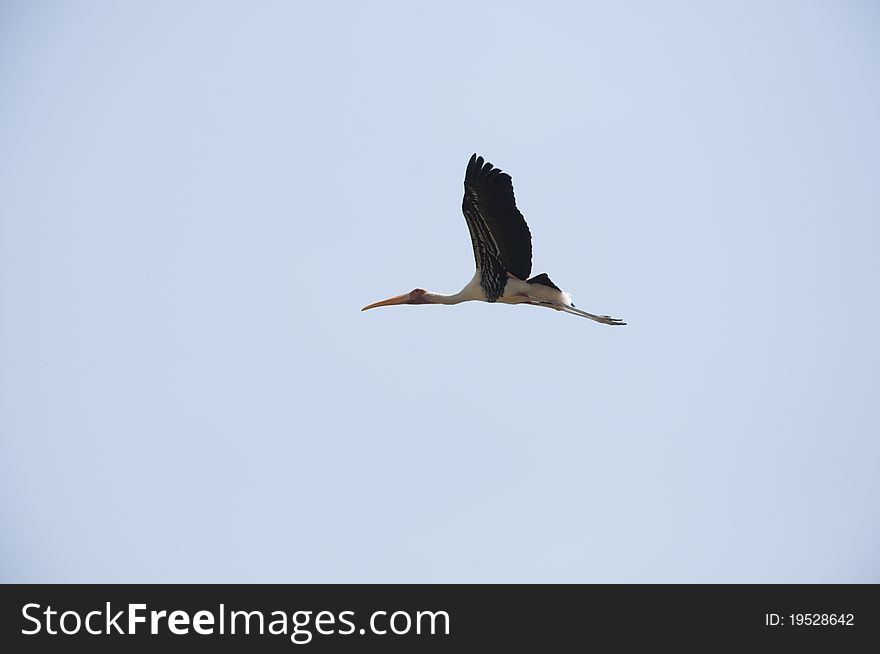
1,1 -> 878,582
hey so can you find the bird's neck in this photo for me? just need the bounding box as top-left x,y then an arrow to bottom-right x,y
423,290 -> 469,305
423,272 -> 484,305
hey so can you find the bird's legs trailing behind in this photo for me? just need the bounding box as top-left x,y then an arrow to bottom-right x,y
528,301 -> 626,325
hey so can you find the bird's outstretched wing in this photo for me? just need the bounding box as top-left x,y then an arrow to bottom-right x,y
462,154 -> 532,284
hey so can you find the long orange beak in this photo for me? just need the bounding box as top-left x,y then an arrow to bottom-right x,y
361,293 -> 410,311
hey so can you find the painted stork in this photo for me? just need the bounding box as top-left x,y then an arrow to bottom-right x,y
362,154 -> 626,325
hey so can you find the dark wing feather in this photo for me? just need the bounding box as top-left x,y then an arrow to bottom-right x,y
461,154 -> 532,281
526,273 -> 560,290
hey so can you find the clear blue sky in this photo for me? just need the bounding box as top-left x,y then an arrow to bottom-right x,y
1,1 -> 878,582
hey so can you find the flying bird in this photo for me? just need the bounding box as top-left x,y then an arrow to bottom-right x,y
362,154 -> 626,325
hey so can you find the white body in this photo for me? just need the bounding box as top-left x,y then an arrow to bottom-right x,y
431,270 -> 572,307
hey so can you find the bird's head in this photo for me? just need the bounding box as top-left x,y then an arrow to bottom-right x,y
362,288 -> 429,311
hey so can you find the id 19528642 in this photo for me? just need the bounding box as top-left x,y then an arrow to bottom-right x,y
765,613 -> 855,627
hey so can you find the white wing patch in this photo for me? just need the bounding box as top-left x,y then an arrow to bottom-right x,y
500,276 -> 572,306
